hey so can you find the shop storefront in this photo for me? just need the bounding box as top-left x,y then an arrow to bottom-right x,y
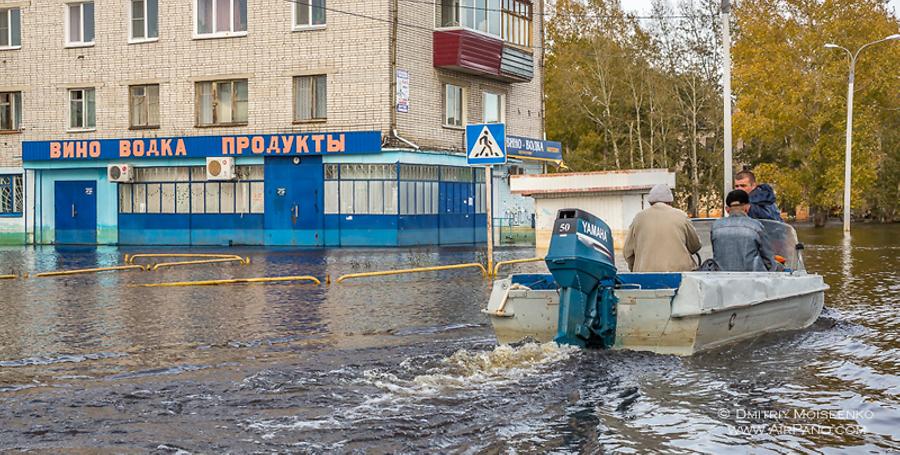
21,132 -> 488,247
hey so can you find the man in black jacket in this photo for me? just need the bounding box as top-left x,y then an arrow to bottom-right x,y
734,169 -> 783,222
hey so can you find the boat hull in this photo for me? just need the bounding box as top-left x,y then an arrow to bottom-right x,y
485,272 -> 827,356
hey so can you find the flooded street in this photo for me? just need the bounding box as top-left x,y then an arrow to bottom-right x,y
0,225 -> 898,453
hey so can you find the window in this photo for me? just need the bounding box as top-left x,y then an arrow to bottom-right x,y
0,7 -> 21,49
118,165 -> 264,214
129,85 -> 160,128
325,164 -> 399,215
293,75 -> 327,122
66,2 -> 95,46
0,174 -> 23,215
196,0 -> 247,37
502,0 -> 532,47
444,84 -> 464,127
438,0 -> 501,37
294,0 -> 326,29
196,80 -> 248,126
130,0 -> 159,41
0,92 -> 22,131
69,88 -> 96,130
483,91 -> 504,123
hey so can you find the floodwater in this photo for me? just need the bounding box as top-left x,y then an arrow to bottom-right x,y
0,225 -> 897,453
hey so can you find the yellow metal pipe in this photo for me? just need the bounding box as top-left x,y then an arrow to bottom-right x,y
150,257 -> 246,271
125,253 -> 245,265
138,275 -> 321,288
34,265 -> 147,278
492,257 -> 544,278
0,274 -> 18,280
335,262 -> 488,284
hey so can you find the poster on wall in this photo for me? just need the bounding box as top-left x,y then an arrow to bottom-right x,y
396,69 -> 410,113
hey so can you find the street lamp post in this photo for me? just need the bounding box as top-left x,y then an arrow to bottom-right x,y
825,34 -> 900,234
721,0 -> 733,200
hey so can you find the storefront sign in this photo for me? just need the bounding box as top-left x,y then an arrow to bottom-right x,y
22,131 -> 382,162
505,135 -> 563,162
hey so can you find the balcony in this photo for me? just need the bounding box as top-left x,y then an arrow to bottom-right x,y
433,29 -> 533,83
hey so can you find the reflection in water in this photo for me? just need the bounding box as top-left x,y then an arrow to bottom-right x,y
0,225 -> 898,452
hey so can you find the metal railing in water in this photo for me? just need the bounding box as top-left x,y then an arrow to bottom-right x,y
137,275 -> 321,288
125,253 -> 249,266
33,265 -> 148,278
150,257 -> 249,271
492,257 -> 544,278
335,263 -> 488,284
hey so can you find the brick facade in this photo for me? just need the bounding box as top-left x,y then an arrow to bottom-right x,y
0,0 -> 543,168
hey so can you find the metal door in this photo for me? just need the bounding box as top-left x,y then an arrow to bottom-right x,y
54,180 -> 97,244
264,157 -> 324,246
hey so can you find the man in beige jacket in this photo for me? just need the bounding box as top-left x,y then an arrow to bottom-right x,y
623,184 -> 701,272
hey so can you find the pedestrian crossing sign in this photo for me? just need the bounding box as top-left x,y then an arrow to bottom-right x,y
466,123 -> 506,166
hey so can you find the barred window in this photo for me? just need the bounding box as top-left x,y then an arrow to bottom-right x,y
0,175 -> 23,215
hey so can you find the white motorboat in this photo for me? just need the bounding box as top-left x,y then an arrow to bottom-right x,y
483,211 -> 828,356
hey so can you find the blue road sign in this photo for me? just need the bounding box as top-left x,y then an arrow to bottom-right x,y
466,123 -> 506,166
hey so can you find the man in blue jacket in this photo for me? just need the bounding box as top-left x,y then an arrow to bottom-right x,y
734,169 -> 783,221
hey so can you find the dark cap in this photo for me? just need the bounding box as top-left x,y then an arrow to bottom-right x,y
726,189 -> 750,207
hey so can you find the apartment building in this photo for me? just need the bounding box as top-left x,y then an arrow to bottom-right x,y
0,0 -> 555,246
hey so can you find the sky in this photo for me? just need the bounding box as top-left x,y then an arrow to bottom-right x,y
620,0 -> 900,16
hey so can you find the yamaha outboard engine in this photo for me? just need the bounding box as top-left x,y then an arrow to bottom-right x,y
545,209 -> 618,348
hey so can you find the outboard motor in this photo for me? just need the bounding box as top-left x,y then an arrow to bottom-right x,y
544,209 -> 618,349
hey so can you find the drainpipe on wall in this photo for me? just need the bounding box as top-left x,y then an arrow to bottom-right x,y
392,129 -> 420,150
389,0 -> 399,146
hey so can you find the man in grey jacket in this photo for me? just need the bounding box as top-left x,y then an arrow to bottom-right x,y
712,190 -> 778,272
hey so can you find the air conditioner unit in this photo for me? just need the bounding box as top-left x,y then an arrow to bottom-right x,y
206,157 -> 236,181
107,164 -> 134,183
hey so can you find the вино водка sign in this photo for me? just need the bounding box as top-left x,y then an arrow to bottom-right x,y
21,131 -> 382,161
505,135 -> 562,162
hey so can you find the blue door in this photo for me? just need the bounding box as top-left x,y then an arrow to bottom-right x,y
55,181 -> 97,244
264,157 -> 324,246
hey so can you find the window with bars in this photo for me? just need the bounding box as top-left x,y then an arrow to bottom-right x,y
118,166 -> 264,214
0,174 -> 23,215
66,2 -> 95,46
195,0 -> 247,37
0,92 -> 22,132
293,75 -> 327,122
129,84 -> 160,128
196,80 -> 248,126
130,0 -> 159,41
0,7 -> 22,48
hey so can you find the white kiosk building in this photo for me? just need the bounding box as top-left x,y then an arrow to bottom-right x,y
510,169 -> 676,256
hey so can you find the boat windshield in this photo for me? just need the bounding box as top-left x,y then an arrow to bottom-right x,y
690,218 -> 803,271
